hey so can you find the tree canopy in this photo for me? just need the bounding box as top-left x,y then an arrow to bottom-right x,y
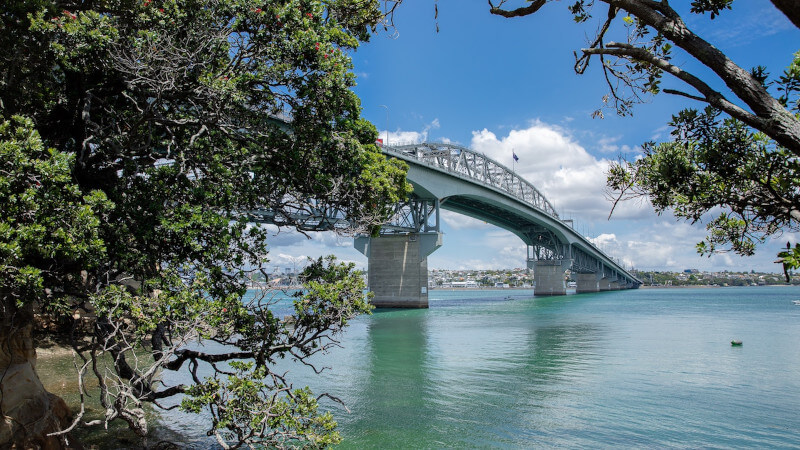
0,0 -> 409,447
457,0 -> 800,272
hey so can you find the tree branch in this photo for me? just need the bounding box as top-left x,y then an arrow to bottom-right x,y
163,349 -> 255,371
583,42 -> 765,132
609,0 -> 800,154
771,0 -> 800,28
662,88 -> 706,103
574,4 -> 619,75
488,0 -> 546,18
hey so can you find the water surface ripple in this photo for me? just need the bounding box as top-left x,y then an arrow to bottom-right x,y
154,286 -> 800,447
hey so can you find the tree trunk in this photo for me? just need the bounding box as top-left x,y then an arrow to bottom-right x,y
0,300 -> 74,449
771,0 -> 800,29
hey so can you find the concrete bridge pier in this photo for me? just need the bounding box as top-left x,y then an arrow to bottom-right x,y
599,274 -> 620,291
355,233 -> 442,308
532,259 -> 572,296
575,272 -> 602,293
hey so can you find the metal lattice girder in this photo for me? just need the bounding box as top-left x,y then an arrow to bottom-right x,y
570,245 -> 604,274
524,226 -> 568,260
380,196 -> 440,234
386,143 -> 559,218
241,197 -> 352,232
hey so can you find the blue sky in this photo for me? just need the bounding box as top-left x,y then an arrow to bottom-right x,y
266,0 -> 800,274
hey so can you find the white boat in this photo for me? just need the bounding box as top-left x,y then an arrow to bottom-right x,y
792,300 -> 800,305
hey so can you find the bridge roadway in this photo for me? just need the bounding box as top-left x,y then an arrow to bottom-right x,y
352,142 -> 640,307
246,141 -> 641,307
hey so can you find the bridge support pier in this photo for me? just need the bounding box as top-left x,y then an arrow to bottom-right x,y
575,272 -> 602,293
355,233 -> 442,308
533,259 -> 571,296
599,275 -> 623,291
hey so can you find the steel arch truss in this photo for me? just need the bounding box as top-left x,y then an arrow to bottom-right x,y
387,143 -> 559,218
242,199 -> 351,232
379,195 -> 440,234
525,227 -> 569,262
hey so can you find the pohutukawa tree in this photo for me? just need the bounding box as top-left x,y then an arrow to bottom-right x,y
0,0 -> 409,447
409,0 -> 800,273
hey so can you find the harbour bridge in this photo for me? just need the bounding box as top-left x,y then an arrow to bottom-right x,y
249,142 -> 641,307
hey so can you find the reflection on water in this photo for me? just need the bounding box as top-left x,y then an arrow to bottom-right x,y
334,293 -> 608,448
37,287 -> 800,448
344,310 -> 435,446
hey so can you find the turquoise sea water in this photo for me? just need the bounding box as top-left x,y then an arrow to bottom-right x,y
163,286 -> 800,448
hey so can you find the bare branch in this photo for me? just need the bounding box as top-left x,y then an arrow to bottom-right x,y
582,42 -> 763,129
575,4 -> 620,75
662,88 -> 707,103
488,0 -> 546,18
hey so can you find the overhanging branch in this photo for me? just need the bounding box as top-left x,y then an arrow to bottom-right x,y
582,42 -> 763,129
488,0 -> 546,18
164,349 -> 255,371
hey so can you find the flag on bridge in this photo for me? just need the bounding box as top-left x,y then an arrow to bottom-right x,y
513,151 -> 519,162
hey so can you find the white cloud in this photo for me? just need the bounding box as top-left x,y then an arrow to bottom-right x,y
256,226 -> 368,270
441,210 -> 494,230
596,135 -> 638,154
469,120 -> 653,222
383,130 -> 425,145
261,224 -> 308,247
379,118 -> 441,146
581,222 -> 795,273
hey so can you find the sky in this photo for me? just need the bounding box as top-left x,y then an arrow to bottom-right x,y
265,0 -> 800,274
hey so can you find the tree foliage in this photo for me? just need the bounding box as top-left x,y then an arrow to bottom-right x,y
1,0 -> 409,447
470,0 -> 800,267
0,116 -> 110,309
607,107 -> 800,257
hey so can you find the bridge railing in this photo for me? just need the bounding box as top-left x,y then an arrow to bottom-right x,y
384,143 -> 560,219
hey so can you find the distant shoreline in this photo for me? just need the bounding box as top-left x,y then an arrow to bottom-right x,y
429,287 -> 532,291
640,284 -> 794,289
429,284 -> 795,291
